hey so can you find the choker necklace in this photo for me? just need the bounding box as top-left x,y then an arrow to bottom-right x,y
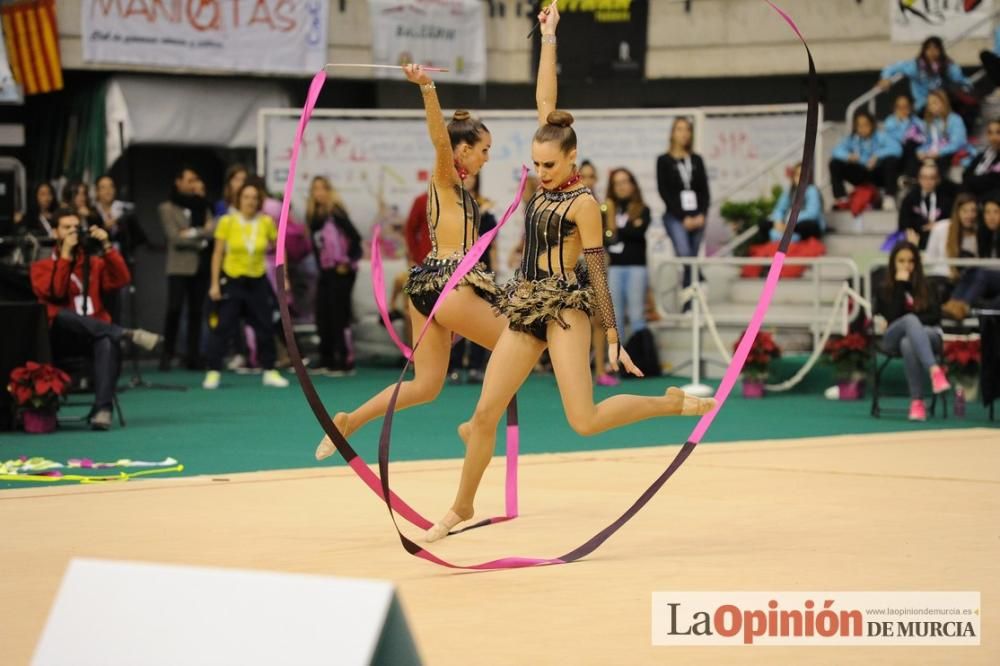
455,162 -> 469,181
551,172 -> 581,192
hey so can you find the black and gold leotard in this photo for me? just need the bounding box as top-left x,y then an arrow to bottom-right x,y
496,187 -> 598,341
403,180 -> 500,317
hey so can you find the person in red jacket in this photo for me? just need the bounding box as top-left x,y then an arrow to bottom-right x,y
30,208 -> 160,430
404,190 -> 432,264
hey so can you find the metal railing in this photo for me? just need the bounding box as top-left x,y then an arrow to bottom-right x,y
651,255 -> 863,390
844,9 -> 1000,123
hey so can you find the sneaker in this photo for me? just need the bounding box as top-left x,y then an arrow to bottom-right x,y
596,373 -> 620,387
202,370 -> 221,390
90,408 -> 112,431
908,399 -> 927,421
129,328 -> 161,351
262,369 -> 289,388
881,196 -> 896,212
930,367 -> 951,394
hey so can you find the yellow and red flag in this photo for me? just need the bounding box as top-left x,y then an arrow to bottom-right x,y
1,0 -> 62,95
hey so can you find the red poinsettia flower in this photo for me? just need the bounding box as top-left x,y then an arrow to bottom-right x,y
7,362 -> 72,409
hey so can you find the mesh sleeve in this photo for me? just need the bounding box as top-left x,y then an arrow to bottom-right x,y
583,247 -> 619,345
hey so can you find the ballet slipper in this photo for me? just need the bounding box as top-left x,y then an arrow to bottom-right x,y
425,509 -> 471,543
667,387 -> 716,416
314,412 -> 351,461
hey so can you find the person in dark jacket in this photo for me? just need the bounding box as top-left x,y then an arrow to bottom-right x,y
877,241 -> 952,421
605,167 -> 651,339
962,118 -> 1000,200
898,161 -> 954,250
657,117 -> 709,290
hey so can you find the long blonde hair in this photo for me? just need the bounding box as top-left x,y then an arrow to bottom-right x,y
306,176 -> 347,221
924,89 -> 953,124
946,192 -> 979,279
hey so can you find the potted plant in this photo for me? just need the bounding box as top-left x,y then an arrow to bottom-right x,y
7,362 -> 71,434
822,331 -> 871,400
719,185 -> 782,256
943,338 -> 981,403
733,330 -> 781,398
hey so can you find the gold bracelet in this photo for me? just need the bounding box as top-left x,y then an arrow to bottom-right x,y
420,82 -> 436,93
541,35 -> 557,45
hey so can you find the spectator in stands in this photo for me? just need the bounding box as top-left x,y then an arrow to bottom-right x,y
877,36 -> 972,119
62,181 -> 102,229
899,161 -> 953,250
924,193 -> 978,298
767,162 -> 825,242
829,109 -> 901,210
876,240 -> 951,422
94,176 -> 128,249
30,208 -> 160,429
658,117 -> 710,291
17,182 -> 57,238
307,176 -> 361,377
159,166 -> 214,371
215,164 -> 248,218
882,94 -> 923,185
203,182 -> 289,390
962,118 -> 1000,200
940,194 -> 1000,320
578,160 -> 614,386
605,167 -> 651,342
911,89 -> 967,179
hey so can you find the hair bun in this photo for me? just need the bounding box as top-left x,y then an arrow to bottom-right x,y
546,110 -> 575,128
452,109 -> 472,122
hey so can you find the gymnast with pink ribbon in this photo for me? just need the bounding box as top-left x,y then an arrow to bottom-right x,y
314,63 -> 514,460
276,0 -> 818,569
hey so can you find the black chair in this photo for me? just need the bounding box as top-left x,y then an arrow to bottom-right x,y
50,328 -> 126,428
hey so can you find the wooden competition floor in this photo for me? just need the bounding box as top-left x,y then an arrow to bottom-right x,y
2,428 -> 998,665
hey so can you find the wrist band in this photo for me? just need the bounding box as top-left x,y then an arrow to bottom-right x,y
420,82 -> 436,93
541,35 -> 556,45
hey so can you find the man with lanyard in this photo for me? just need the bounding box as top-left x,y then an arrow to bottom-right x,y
898,161 -> 954,250
30,208 -> 161,430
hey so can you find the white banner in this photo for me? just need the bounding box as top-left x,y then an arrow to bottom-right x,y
369,0 -> 486,84
81,0 -> 328,75
890,0 -> 994,43
261,107 -> 810,278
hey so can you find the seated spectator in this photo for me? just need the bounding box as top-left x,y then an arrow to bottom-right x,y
767,162 -> 825,242
878,36 -> 975,132
829,109 -> 901,210
941,194 -> 1000,320
876,241 -> 951,422
29,209 -> 160,430
899,162 -> 954,250
980,26 -> 1000,87
962,118 -> 1000,200
924,193 -> 978,299
882,93 -> 924,185
908,89 -> 968,179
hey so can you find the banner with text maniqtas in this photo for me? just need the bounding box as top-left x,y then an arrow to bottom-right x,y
81,0 -> 328,75
369,0 -> 486,84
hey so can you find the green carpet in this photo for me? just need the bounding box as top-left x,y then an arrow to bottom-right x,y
1,359 -> 995,489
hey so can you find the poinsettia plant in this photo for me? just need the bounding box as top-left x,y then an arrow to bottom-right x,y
8,362 -> 71,412
733,330 -> 781,381
943,339 -> 980,379
823,331 -> 871,379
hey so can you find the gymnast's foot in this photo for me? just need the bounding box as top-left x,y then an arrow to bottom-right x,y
666,387 -> 717,416
314,412 -> 352,461
425,507 -> 474,543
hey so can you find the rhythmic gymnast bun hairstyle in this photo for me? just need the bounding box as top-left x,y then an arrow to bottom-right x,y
534,110 -> 577,153
448,109 -> 489,150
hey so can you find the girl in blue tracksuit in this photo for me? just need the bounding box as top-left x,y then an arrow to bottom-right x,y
882,93 -> 924,181
768,162 -> 824,242
828,109 -> 902,207
878,36 -> 971,114
906,89 -> 968,178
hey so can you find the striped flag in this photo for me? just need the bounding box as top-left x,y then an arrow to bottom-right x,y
1,0 -> 62,95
